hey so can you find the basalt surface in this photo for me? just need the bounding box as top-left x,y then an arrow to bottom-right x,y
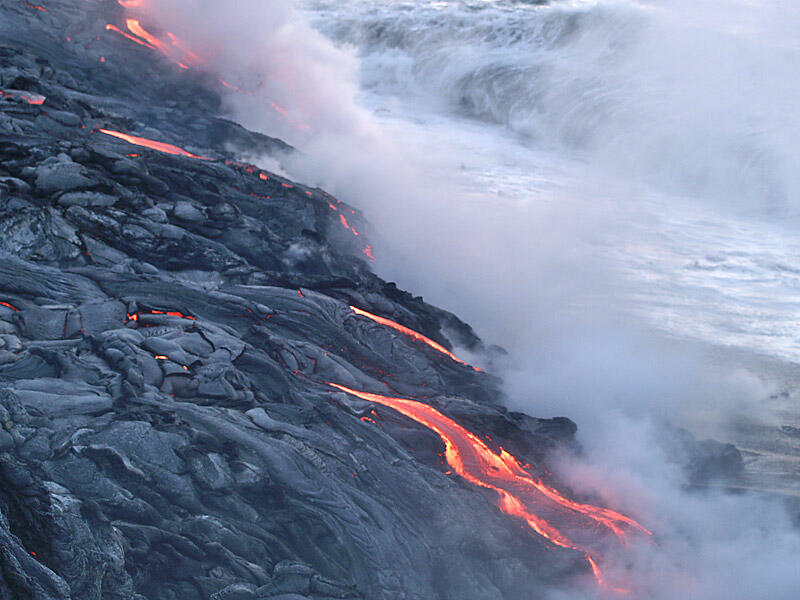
0,2 -> 741,600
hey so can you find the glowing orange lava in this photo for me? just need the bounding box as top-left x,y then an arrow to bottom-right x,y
126,309 -> 196,322
0,301 -> 19,312
0,89 -> 45,105
98,129 -> 210,160
22,2 -> 48,12
350,306 -> 479,370
329,383 -> 650,591
125,19 -> 201,69
105,23 -> 155,50
106,18 -> 199,70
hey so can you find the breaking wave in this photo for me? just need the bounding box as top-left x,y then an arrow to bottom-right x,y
310,0 -> 800,211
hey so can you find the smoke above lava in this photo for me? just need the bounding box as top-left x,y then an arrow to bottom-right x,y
124,0 -> 800,598
117,0 -> 371,145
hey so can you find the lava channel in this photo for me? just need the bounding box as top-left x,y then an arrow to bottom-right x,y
328,382 -> 651,591
98,129 -> 210,160
350,306 -> 479,370
0,89 -> 45,105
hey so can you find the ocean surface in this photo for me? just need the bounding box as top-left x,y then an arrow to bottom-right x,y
301,0 -> 800,366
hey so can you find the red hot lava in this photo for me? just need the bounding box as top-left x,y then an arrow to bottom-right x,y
106,18 -> 199,70
106,11 -> 305,129
350,306 -> 479,370
0,89 -> 45,105
98,129 -> 210,160
328,383 -> 651,591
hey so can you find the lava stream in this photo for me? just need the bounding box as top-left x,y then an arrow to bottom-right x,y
0,89 -> 45,105
328,383 -> 650,590
350,306 -> 479,370
98,129 -> 210,160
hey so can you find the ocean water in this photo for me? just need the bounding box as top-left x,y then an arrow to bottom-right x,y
302,0 -> 800,366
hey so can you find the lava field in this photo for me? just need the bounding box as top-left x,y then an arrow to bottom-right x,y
0,2 -> 739,599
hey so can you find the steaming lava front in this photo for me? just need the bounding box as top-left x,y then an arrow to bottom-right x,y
329,383 -> 651,592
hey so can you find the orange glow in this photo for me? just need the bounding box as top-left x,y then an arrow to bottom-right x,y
362,245 -> 375,262
107,19 -> 201,70
154,355 -> 168,360
98,129 -> 211,160
118,0 -> 143,7
124,19 -> 201,70
106,23 -> 156,50
0,301 -> 19,312
350,306 -> 479,370
23,2 -> 48,12
329,383 -> 650,590
219,78 -> 242,92
127,309 -> 195,322
0,90 -> 45,105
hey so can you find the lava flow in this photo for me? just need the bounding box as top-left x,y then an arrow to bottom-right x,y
106,18 -> 199,70
350,306 -> 478,370
106,10 -> 305,130
0,89 -> 45,105
126,309 -> 196,323
329,383 -> 651,591
98,129 -> 210,160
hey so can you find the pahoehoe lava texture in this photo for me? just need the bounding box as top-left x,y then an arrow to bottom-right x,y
0,2 -> 740,600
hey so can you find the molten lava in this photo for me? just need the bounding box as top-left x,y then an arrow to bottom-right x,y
0,89 -> 45,105
107,12 -> 305,129
0,301 -> 19,312
105,24 -> 155,50
125,19 -> 201,69
126,309 -> 196,322
328,383 -> 650,590
106,17 -> 200,70
98,129 -> 210,160
350,306 -> 478,370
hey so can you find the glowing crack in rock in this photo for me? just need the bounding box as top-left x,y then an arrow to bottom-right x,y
328,383 -> 651,591
0,89 -> 45,105
126,310 -> 196,323
350,306 -> 478,370
98,129 -> 211,160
